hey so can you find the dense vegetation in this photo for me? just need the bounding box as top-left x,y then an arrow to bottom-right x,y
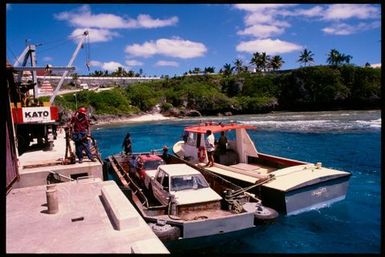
45,65 -> 381,118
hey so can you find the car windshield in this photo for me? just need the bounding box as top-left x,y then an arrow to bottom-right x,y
143,160 -> 165,170
171,174 -> 209,191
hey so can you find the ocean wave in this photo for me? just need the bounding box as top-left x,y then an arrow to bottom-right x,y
239,118 -> 381,132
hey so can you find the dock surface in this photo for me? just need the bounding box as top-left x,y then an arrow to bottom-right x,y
14,128 -> 103,188
6,178 -> 169,253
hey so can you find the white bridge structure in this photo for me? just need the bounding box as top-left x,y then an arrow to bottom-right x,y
36,75 -> 162,87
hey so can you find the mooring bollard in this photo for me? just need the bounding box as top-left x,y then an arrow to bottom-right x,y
46,184 -> 59,214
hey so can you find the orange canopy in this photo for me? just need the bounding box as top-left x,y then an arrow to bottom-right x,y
184,123 -> 255,134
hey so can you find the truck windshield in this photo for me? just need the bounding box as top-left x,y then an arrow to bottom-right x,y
143,160 -> 165,170
171,174 -> 209,191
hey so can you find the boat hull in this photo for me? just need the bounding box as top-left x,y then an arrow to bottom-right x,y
105,153 -> 262,241
260,175 -> 350,215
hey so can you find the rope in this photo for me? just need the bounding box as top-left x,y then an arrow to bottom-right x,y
230,174 -> 276,197
85,35 -> 91,70
6,43 -> 20,65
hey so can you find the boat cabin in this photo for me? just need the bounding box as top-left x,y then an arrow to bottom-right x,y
179,122 -> 259,166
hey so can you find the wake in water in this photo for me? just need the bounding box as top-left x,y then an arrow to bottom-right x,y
180,110 -> 381,133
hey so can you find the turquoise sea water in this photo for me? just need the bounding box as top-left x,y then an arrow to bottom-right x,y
92,110 -> 381,253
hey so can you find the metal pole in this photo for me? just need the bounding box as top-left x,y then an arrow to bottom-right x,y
50,31 -> 89,104
29,45 -> 39,98
46,184 -> 59,214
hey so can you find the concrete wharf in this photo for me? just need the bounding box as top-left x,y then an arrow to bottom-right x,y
6,129 -> 169,253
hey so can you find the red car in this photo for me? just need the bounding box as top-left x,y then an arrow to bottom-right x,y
129,154 -> 165,184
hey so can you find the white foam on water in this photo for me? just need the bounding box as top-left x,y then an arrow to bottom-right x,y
354,118 -> 381,128
239,117 -> 381,132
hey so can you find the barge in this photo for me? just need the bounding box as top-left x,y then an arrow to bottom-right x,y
105,152 -> 278,241
173,122 -> 351,215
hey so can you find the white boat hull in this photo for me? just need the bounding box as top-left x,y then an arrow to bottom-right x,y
261,175 -> 350,215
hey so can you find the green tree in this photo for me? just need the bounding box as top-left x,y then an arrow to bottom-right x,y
204,67 -> 215,74
234,59 -> 245,74
327,49 -> 343,66
222,63 -> 234,76
71,72 -> 79,81
298,49 -> 315,66
270,55 -> 284,71
250,52 -> 270,72
192,67 -> 201,74
112,67 -> 125,77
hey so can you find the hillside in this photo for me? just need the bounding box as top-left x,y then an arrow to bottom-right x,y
41,65 -> 381,121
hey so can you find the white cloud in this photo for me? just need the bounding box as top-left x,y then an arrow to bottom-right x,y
55,5 -> 178,29
43,56 -> 53,62
155,60 -> 179,67
322,21 -> 380,36
89,60 -> 126,72
136,14 -> 178,28
70,28 -> 119,43
234,4 -> 295,12
125,38 -> 207,59
238,24 -> 284,38
235,3 -> 380,42
370,63 -> 381,68
323,4 -> 380,20
296,6 -> 324,17
236,38 -> 302,55
101,61 -> 125,72
125,60 -> 143,66
235,4 -> 294,40
89,60 -> 102,67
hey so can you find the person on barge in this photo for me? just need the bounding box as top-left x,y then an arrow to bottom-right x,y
69,107 -> 96,163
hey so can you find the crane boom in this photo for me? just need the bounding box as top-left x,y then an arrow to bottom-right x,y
49,30 -> 89,104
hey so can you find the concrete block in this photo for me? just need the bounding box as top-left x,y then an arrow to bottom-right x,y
131,238 -> 170,254
101,183 -> 140,230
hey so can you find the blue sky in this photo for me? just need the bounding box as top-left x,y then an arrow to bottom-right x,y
6,3 -> 381,77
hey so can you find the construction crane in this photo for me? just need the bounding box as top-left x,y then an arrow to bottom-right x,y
9,30 -> 89,153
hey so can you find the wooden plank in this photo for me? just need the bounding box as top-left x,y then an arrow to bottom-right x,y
108,157 -> 129,188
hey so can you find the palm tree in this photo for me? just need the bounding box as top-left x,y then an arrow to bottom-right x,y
270,55 -> 285,71
222,63 -> 234,76
250,52 -> 270,72
298,49 -> 315,66
233,59 -> 244,74
260,52 -> 271,72
193,67 -> 201,74
112,67 -> 125,77
204,66 -> 215,74
250,52 -> 261,72
327,49 -> 342,66
342,54 -> 353,64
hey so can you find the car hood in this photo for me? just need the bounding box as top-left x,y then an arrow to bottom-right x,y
171,188 -> 222,206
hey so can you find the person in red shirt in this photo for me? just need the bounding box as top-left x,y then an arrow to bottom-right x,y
69,107 -> 96,163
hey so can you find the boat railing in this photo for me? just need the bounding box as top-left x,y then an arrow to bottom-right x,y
109,155 -> 150,208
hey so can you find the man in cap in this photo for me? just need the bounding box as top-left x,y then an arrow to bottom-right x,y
69,107 -> 96,163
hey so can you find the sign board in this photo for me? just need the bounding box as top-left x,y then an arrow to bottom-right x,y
21,107 -> 54,123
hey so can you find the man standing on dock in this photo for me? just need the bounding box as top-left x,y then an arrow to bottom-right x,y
69,107 -> 96,163
205,130 -> 215,167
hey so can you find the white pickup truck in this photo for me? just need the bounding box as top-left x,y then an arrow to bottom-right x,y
147,164 -> 222,214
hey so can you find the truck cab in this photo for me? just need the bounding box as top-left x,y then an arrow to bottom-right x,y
150,164 -> 222,212
128,154 -> 165,188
